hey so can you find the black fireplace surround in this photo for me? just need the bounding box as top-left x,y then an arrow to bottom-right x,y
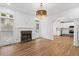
21,31 -> 32,42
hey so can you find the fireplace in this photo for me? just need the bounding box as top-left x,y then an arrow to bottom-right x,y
21,31 -> 32,42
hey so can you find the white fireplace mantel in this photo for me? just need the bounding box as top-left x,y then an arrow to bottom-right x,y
15,27 -> 33,42
18,27 -> 33,30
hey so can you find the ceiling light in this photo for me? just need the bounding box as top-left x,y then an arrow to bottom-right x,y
36,3 -> 47,20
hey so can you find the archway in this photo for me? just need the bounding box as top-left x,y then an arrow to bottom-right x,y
53,17 -> 75,46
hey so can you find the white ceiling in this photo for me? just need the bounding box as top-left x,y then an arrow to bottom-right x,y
0,3 -> 79,16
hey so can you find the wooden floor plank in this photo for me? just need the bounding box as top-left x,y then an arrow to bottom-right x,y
0,36 -> 79,56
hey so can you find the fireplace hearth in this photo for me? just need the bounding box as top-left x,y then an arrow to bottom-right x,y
21,31 -> 32,42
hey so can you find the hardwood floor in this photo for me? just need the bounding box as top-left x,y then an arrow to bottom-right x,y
0,36 -> 79,56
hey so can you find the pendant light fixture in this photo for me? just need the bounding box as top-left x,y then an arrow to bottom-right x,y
36,3 -> 47,20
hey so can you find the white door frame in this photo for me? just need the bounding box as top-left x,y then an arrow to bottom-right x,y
74,18 -> 79,46
53,17 -> 79,46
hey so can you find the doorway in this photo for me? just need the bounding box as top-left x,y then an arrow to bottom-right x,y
53,17 -> 74,46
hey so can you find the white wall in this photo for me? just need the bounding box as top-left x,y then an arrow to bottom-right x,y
40,17 -> 53,39
51,7 -> 79,21
53,19 -> 62,36
0,6 -> 36,46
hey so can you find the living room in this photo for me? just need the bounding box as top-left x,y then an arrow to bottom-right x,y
0,3 -> 79,56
